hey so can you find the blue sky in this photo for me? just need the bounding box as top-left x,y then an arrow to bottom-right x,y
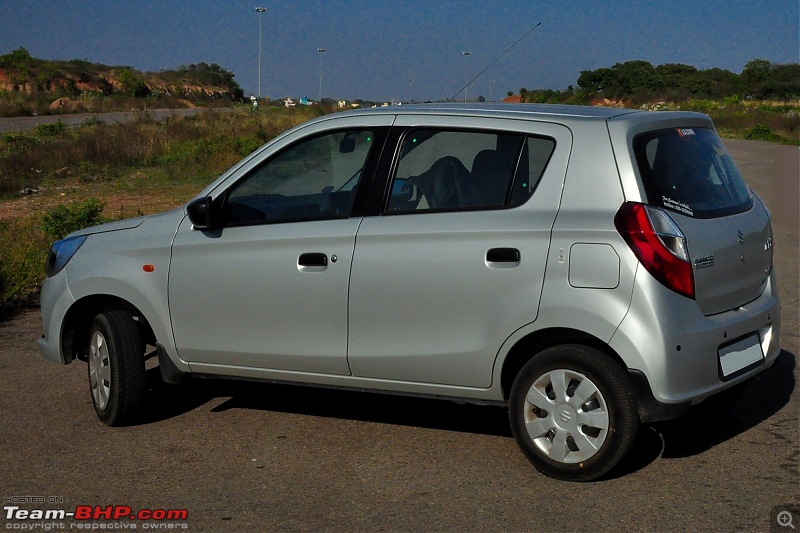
1,0 -> 797,101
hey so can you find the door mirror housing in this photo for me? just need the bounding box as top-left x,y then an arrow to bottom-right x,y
186,196 -> 216,229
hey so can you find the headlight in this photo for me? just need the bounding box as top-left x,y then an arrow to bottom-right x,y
45,235 -> 87,278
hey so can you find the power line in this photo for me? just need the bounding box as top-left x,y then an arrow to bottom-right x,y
451,22 -> 542,101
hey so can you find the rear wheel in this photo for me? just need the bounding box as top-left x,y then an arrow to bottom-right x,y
88,309 -> 145,426
509,345 -> 639,481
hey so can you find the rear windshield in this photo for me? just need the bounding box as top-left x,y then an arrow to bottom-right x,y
633,128 -> 752,218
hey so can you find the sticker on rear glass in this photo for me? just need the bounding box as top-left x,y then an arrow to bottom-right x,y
662,196 -> 694,216
676,128 -> 695,137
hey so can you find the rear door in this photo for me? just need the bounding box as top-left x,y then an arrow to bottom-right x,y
347,116 -> 571,387
631,127 -> 773,315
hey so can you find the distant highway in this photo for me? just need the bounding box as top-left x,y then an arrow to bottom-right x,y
0,107 -> 223,133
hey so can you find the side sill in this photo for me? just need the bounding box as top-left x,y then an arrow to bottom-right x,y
189,372 -> 507,408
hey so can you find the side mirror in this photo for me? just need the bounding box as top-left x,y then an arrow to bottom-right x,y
186,196 -> 215,229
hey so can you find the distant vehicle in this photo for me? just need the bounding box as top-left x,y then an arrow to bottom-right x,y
39,103 -> 781,481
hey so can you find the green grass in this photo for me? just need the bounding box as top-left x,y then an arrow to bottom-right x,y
0,216 -> 50,319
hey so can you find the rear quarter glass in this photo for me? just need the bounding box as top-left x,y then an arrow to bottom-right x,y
633,128 -> 752,219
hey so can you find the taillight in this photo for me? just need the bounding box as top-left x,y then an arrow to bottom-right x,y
614,202 -> 695,299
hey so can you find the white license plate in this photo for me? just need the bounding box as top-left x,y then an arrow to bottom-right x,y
718,334 -> 764,378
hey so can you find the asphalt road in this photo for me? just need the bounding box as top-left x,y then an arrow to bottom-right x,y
0,108 -> 214,133
0,140 -> 797,532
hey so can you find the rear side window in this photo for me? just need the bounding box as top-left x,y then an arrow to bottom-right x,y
386,129 -> 555,213
633,128 -> 752,218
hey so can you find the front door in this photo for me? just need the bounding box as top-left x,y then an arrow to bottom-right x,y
169,127 -> 380,375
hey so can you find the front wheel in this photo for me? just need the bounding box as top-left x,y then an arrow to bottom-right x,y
88,309 -> 145,426
509,345 -> 639,481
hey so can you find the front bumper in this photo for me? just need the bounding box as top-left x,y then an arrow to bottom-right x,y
37,271 -> 75,364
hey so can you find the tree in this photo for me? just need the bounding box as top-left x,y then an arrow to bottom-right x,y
577,67 -> 616,94
119,68 -> 150,97
742,59 -> 772,84
0,47 -> 33,69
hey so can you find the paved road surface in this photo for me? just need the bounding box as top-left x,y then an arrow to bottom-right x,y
0,140 -> 797,532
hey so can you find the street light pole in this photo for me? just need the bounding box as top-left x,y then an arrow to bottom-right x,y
462,51 -> 471,102
489,80 -> 494,103
317,48 -> 325,103
255,7 -> 266,99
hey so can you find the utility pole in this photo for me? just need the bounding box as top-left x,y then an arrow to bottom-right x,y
255,7 -> 266,99
317,48 -> 325,103
462,51 -> 471,102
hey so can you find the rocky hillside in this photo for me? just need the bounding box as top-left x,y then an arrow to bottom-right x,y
0,48 -> 243,111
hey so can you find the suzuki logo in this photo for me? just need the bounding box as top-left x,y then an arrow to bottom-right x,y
738,230 -> 744,245
559,409 -> 573,424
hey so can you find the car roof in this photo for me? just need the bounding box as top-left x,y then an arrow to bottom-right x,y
314,102 -> 710,127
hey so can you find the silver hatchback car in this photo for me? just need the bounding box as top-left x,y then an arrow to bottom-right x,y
38,104 -> 781,481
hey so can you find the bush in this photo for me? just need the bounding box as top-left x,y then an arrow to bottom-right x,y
41,197 -> 106,241
0,217 -> 49,319
744,123 -> 778,142
234,136 -> 263,156
0,267 -> 7,318
35,120 -> 67,137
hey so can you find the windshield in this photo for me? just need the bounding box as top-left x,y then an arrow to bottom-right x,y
633,128 -> 752,218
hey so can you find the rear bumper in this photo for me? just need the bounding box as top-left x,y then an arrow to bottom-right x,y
627,369 -> 691,423
611,270 -> 781,412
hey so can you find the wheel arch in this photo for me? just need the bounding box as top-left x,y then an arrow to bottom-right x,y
498,327 -> 628,400
61,295 -> 155,363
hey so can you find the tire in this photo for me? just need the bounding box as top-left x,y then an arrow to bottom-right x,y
509,345 -> 639,482
87,309 -> 145,426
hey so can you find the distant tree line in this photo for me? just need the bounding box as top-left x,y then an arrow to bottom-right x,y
0,48 -> 243,101
159,62 -> 244,100
521,59 -> 800,104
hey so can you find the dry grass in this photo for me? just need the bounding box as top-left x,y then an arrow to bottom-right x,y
0,104 -> 326,317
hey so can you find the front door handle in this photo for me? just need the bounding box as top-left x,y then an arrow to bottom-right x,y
486,248 -> 520,263
298,253 -> 328,267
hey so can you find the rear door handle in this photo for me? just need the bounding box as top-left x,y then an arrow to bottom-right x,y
298,253 -> 328,267
486,248 -> 520,263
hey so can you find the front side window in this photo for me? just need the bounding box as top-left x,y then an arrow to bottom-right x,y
633,128 -> 752,218
387,130 -> 524,212
223,129 -> 374,225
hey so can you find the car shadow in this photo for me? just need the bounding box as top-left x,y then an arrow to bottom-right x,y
610,348 -> 796,479
139,367 -> 513,437
655,348 -> 796,458
138,349 -> 795,478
